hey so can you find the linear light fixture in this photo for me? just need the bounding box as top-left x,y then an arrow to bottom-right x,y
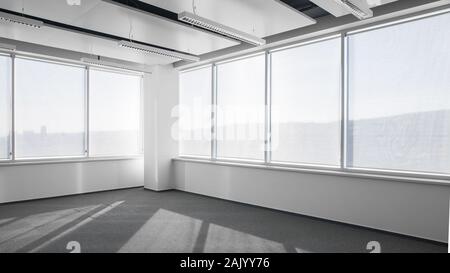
0,42 -> 16,52
178,11 -> 266,46
0,11 -> 44,28
118,40 -> 200,62
332,0 -> 373,20
81,57 -> 131,70
81,57 -> 152,73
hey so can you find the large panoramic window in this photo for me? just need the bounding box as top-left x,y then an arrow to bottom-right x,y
0,55 -> 11,160
179,66 -> 212,157
89,69 -> 142,156
347,12 -> 450,174
15,58 -> 85,159
216,54 -> 265,161
271,37 -> 341,166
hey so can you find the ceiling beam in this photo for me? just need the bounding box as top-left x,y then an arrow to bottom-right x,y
102,0 -> 179,21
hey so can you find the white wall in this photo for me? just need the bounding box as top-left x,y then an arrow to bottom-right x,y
174,161 -> 450,242
0,159 -> 144,203
144,65 -> 179,191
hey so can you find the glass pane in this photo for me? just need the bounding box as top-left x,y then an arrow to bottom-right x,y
216,55 -> 265,161
0,55 -> 11,160
15,58 -> 85,158
271,38 -> 341,166
179,66 -> 212,157
89,69 -> 141,156
347,13 -> 450,174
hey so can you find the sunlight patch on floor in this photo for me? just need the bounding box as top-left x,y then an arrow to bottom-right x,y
0,217 -> 15,226
0,205 -> 100,253
118,209 -> 203,253
295,247 -> 313,253
204,224 -> 286,253
31,201 -> 125,253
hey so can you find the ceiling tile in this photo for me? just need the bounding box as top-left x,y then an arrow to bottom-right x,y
142,0 -> 316,38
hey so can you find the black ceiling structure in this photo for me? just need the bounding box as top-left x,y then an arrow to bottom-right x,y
280,0 -> 331,18
102,0 -> 180,21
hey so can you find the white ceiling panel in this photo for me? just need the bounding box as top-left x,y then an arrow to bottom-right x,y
142,0 -> 316,38
0,0 -> 239,56
311,0 -> 398,17
0,21 -> 175,65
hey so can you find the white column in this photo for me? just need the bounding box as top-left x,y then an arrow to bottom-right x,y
143,65 -> 179,191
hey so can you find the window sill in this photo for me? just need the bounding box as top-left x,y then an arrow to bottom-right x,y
172,157 -> 450,187
0,156 -> 143,167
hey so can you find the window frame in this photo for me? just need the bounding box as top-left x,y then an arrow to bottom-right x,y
14,56 -> 88,160
344,10 -> 450,178
87,67 -> 144,158
269,35 -> 343,167
0,53 -> 12,161
0,53 -> 144,166
178,64 -> 214,158
215,52 -> 267,162
176,8 -> 450,183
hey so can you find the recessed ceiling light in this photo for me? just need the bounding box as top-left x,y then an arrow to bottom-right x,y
118,40 -> 200,62
0,11 -> 44,28
178,11 -> 266,46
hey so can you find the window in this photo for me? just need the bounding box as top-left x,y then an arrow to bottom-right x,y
0,55 -> 144,162
216,54 -> 265,161
0,55 -> 11,160
176,10 -> 450,180
271,38 -> 341,166
89,69 -> 142,156
347,12 -> 450,174
179,66 -> 212,157
15,58 -> 85,159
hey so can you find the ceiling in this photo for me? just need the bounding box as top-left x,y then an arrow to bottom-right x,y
0,0 -> 238,55
310,0 -> 398,17
0,0 -> 399,66
141,0 -> 317,38
280,0 -> 330,18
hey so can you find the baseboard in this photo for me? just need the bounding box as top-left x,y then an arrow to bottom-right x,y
144,186 -> 175,192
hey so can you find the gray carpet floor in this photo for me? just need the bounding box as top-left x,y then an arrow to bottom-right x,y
0,188 -> 446,253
